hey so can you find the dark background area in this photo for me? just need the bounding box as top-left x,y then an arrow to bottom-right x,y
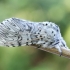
0,0 -> 70,70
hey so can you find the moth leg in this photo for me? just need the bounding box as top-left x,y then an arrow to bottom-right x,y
55,45 -> 62,56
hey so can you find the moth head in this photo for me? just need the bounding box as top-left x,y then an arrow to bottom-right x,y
37,22 -> 68,49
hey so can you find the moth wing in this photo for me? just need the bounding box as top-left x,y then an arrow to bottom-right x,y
0,18 -> 31,47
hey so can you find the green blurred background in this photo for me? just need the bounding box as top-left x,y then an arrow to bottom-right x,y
0,0 -> 70,70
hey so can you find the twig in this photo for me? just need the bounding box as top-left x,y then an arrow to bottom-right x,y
31,45 -> 70,59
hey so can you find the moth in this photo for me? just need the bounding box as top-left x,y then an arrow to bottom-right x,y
0,18 -> 68,55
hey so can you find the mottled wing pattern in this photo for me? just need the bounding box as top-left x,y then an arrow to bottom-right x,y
0,18 -> 34,47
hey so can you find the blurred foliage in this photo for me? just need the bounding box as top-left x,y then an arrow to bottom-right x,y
0,0 -> 70,70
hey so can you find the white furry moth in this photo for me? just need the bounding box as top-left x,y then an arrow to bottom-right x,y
0,18 -> 68,55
